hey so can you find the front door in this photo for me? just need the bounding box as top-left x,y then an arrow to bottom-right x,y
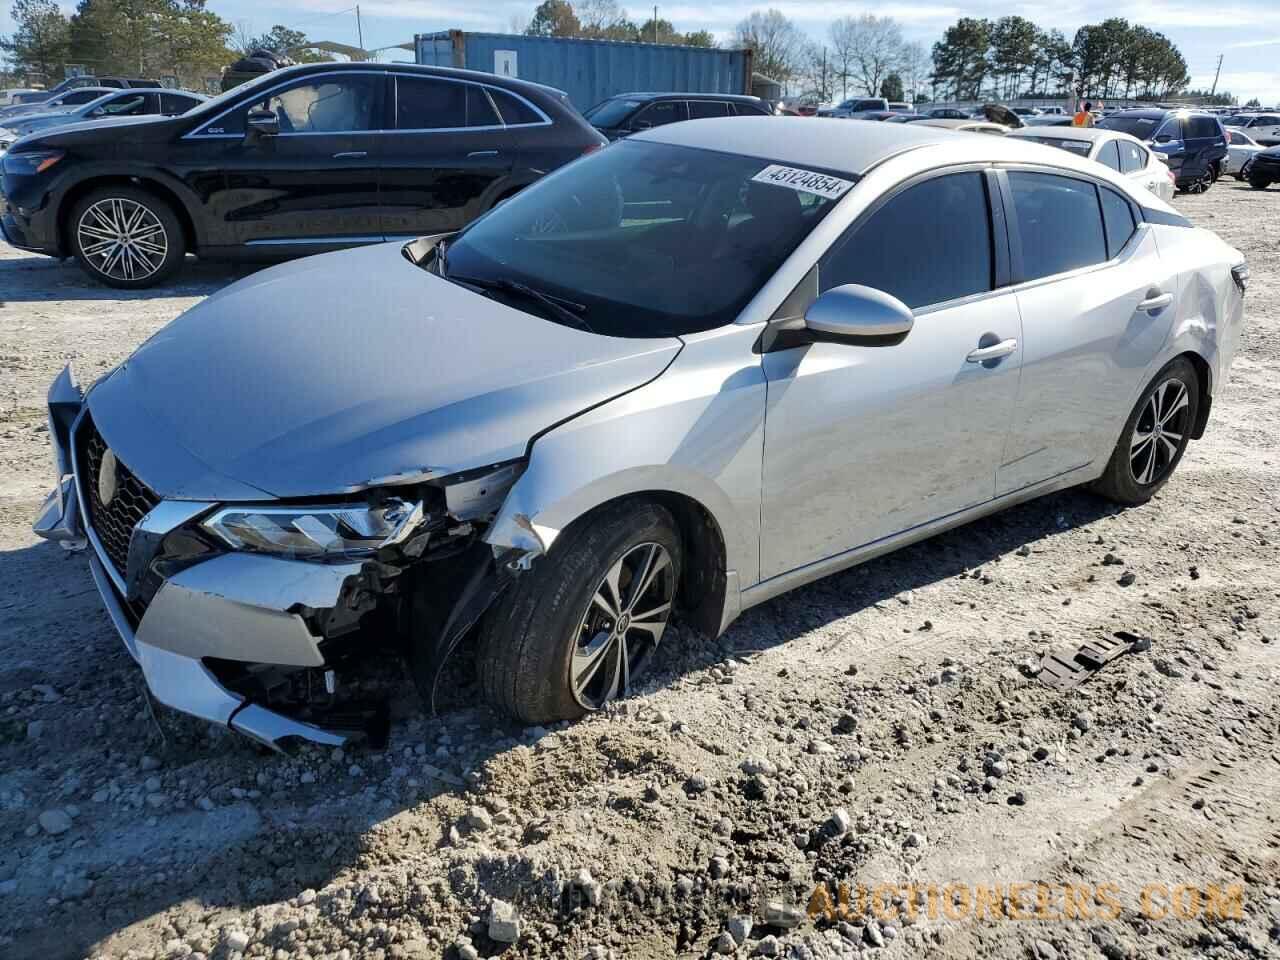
760,170 -> 1023,578
379,74 -> 517,239
203,72 -> 384,249
997,170 -> 1178,493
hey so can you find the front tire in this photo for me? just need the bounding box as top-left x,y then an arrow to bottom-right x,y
69,187 -> 185,288
478,500 -> 682,724
1249,176 -> 1270,190
1092,358 -> 1199,506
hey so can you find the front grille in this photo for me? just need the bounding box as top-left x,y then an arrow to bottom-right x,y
76,416 -> 161,581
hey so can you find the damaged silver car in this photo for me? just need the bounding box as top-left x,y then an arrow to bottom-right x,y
35,118 -> 1246,749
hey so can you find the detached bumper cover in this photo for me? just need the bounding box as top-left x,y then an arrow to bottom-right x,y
34,365 -> 370,750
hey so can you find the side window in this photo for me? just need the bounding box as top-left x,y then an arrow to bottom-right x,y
466,85 -> 501,127
99,94 -> 148,116
1097,139 -> 1122,171
1186,116 -> 1220,139
634,100 -> 688,128
688,100 -> 730,119
1099,188 -> 1136,258
160,93 -> 196,114
1008,172 -> 1107,281
820,172 -> 993,310
1117,140 -> 1145,173
1258,115 -> 1280,126
395,76 -> 465,129
65,90 -> 102,105
262,76 -> 377,133
1153,118 -> 1181,141
487,88 -> 543,125
734,102 -> 770,116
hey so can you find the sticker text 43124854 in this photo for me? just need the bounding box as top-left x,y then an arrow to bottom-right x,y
751,164 -> 855,201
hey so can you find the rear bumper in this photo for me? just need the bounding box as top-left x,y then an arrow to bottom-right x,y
34,365 -> 378,751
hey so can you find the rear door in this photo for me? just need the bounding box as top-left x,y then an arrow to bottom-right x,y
1250,113 -> 1280,145
379,74 -> 518,240
998,170 -> 1178,494
1184,115 -> 1227,174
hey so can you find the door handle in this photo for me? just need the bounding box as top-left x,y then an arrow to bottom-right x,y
1138,291 -> 1173,312
966,338 -> 1018,363
332,150 -> 367,159
467,150 -> 500,158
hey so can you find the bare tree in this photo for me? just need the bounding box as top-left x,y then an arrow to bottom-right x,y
830,14 -> 904,97
578,0 -> 626,33
231,19 -> 256,55
900,40 -> 927,102
827,17 -> 857,99
733,9 -> 807,84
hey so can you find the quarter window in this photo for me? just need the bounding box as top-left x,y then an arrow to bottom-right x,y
1008,172 -> 1107,281
1099,188 -> 1136,258
1117,139 -> 1146,173
688,100 -> 730,119
820,172 -> 993,310
488,88 -> 543,125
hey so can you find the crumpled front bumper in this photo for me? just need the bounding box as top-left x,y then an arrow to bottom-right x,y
33,365 -> 372,751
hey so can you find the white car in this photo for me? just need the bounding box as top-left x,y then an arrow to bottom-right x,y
1223,112 -> 1280,146
1225,128 -> 1264,177
0,87 -> 42,107
1008,126 -> 1175,202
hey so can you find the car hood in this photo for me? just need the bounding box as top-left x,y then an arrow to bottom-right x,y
86,243 -> 682,501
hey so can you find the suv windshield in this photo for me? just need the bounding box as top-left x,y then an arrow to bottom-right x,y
441,140 -> 852,337
585,98 -> 643,127
1097,115 -> 1160,140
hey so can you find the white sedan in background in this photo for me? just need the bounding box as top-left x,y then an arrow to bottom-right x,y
1226,128 -> 1264,178
1008,126 -> 1176,201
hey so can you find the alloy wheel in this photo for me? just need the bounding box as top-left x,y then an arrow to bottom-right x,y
1129,378 -> 1191,486
76,198 -> 169,282
570,541 -> 676,710
1185,170 -> 1213,194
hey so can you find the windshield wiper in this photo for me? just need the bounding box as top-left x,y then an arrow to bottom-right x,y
449,274 -> 594,333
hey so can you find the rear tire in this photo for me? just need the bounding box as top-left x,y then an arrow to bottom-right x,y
69,187 -> 184,289
477,500 -> 682,724
1092,358 -> 1199,506
1249,176 -> 1270,190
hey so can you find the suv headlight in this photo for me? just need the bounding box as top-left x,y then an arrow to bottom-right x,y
2,148 -> 63,174
202,499 -> 423,560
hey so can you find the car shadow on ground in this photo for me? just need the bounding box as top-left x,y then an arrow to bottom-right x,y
0,484 -> 1120,959
0,254 -> 257,305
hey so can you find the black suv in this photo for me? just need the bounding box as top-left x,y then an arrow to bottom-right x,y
1,63 -> 606,287
584,92 -> 773,139
1097,109 -> 1227,192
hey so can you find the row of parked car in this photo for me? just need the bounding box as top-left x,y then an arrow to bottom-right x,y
0,61 -> 1272,289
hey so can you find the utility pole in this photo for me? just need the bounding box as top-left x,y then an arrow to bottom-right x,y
356,5 -> 365,57
1209,53 -> 1223,98
653,6 -> 658,43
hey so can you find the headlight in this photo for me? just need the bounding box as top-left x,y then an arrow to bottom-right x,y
202,499 -> 423,560
1,148 -> 63,175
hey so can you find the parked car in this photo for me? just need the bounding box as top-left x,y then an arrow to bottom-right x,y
0,86 -> 118,124
1007,127 -> 1176,201
1024,115 -> 1075,127
1,63 -> 608,288
0,89 -> 205,141
925,107 -> 970,119
818,97 -> 889,118
1012,107 -> 1041,117
1241,145 -> 1280,189
584,92 -> 773,139
1,87 -> 43,107
849,110 -> 897,122
913,118 -> 1010,136
887,101 -> 914,113
1097,109 -> 1227,193
9,77 -> 161,105
1040,106 -> 1066,115
1222,112 -> 1280,146
1225,128 -> 1264,178
34,118 -> 1246,748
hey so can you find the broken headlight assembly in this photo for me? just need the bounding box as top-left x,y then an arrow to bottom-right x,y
202,499 -> 424,561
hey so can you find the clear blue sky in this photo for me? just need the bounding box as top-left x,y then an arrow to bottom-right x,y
6,1 -> 1276,103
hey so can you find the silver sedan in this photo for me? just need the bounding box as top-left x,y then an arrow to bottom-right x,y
35,119 -> 1247,749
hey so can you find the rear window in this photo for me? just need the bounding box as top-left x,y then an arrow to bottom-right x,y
1008,171 -> 1107,281
1021,135 -> 1092,158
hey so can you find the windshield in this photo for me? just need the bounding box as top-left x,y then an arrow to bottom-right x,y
1020,135 -> 1093,157
585,98 -> 642,127
1097,116 -> 1159,140
441,140 -> 852,337
180,70 -> 292,121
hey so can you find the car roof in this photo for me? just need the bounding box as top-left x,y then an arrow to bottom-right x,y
608,91 -> 765,103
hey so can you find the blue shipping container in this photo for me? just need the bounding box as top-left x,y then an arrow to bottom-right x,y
415,31 -> 753,111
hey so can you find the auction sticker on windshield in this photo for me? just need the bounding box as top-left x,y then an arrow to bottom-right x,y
751,165 -> 855,200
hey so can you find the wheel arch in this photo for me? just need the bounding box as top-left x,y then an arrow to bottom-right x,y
1175,349 -> 1212,439
57,173 -> 200,257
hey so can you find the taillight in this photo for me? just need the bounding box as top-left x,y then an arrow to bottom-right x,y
1231,262 -> 1249,293
582,142 -> 604,157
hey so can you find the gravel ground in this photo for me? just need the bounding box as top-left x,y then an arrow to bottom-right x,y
0,184 -> 1277,960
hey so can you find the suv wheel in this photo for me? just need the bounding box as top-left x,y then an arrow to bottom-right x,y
1248,176 -> 1271,190
1092,358 -> 1199,506
69,187 -> 185,288
477,500 -> 681,723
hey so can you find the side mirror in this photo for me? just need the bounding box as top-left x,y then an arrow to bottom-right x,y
88,108 -> 105,118
1154,134 -> 1172,143
246,107 -> 279,138
804,284 -> 914,346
